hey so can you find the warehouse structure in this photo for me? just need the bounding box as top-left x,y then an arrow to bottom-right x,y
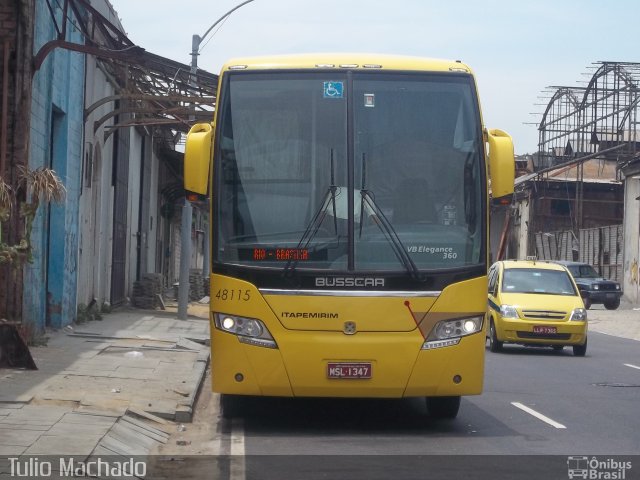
507,61 -> 640,303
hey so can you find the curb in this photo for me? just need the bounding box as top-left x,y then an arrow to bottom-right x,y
114,307 -> 209,321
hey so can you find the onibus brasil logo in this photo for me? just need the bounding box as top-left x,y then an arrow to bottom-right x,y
567,456 -> 632,479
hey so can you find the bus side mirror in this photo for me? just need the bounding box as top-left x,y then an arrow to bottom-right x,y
184,122 -> 213,196
486,129 -> 515,205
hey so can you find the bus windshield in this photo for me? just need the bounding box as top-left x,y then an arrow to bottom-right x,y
214,71 -> 484,273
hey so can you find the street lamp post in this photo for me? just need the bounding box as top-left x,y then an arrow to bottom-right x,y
177,0 -> 256,320
189,0 -> 256,74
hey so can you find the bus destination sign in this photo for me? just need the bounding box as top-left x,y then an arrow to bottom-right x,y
253,248 -> 309,261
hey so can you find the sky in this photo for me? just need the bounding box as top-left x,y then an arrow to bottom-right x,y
107,0 -> 638,155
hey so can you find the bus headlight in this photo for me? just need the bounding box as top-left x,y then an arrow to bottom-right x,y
422,315 -> 484,349
214,313 -> 277,348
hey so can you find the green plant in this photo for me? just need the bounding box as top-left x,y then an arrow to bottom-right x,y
0,176 -> 12,220
0,177 -> 13,263
76,300 -> 107,324
1,168 -> 66,343
88,301 -> 102,321
17,165 -> 66,204
0,167 -> 66,267
76,303 -> 89,324
17,166 -> 66,258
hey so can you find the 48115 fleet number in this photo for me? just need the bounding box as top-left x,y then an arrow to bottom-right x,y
214,289 -> 251,302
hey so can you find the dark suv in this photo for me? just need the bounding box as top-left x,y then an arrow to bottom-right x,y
554,261 -> 622,310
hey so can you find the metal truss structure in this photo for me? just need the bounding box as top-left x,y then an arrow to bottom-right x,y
537,61 -> 640,173
35,0 -> 218,144
527,62 -> 639,233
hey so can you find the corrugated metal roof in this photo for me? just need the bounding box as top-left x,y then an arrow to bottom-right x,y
515,159 -> 620,186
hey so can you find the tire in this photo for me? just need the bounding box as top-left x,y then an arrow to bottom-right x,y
604,298 -> 620,310
573,338 -> 587,357
488,319 -> 503,352
583,298 -> 591,310
426,396 -> 461,419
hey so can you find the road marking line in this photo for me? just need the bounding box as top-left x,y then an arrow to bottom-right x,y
511,402 -> 566,429
231,418 -> 245,455
209,395 -> 223,455
230,418 -> 246,480
624,363 -> 640,370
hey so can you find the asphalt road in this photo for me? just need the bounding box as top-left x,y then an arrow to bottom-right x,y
219,332 -> 637,479
150,331 -> 640,480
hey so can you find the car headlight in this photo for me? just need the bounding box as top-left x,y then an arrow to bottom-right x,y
500,305 -> 519,319
214,313 -> 277,348
615,284 -> 620,290
593,284 -> 600,290
570,308 -> 587,322
422,315 -> 484,350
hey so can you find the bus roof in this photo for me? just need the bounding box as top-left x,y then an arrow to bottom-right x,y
220,53 -> 473,74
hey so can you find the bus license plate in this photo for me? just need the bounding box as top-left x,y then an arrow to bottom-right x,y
533,325 -> 557,334
327,362 -> 371,379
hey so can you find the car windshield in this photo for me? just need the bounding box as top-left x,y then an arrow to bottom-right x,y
568,265 -> 600,278
501,268 -> 577,296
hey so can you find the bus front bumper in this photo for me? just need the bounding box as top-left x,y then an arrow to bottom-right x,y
211,328 -> 485,398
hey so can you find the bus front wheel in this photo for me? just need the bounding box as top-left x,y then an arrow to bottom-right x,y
426,396 -> 461,419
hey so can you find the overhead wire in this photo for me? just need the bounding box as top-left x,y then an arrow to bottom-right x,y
198,15 -> 230,54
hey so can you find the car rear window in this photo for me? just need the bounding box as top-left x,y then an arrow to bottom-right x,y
568,264 -> 600,278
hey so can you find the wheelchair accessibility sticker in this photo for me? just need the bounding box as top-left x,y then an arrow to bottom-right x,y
323,81 -> 344,98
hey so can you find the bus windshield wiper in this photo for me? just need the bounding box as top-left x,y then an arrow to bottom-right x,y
359,153 -> 422,281
283,149 -> 339,276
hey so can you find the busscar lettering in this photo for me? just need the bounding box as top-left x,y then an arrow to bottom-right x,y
315,277 -> 385,287
282,312 -> 339,319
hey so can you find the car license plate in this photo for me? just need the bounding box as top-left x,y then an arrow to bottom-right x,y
606,293 -> 617,300
533,325 -> 557,334
327,362 -> 371,379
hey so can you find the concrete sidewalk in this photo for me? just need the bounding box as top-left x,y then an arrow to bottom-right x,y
586,298 -> 640,342
0,306 -> 210,458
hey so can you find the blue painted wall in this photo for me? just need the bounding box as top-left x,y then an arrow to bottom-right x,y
24,0 -> 85,330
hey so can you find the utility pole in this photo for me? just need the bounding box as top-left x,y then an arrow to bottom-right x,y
177,198 -> 192,320
177,0 -> 256,319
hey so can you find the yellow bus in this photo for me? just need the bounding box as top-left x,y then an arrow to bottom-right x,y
184,54 -> 514,419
